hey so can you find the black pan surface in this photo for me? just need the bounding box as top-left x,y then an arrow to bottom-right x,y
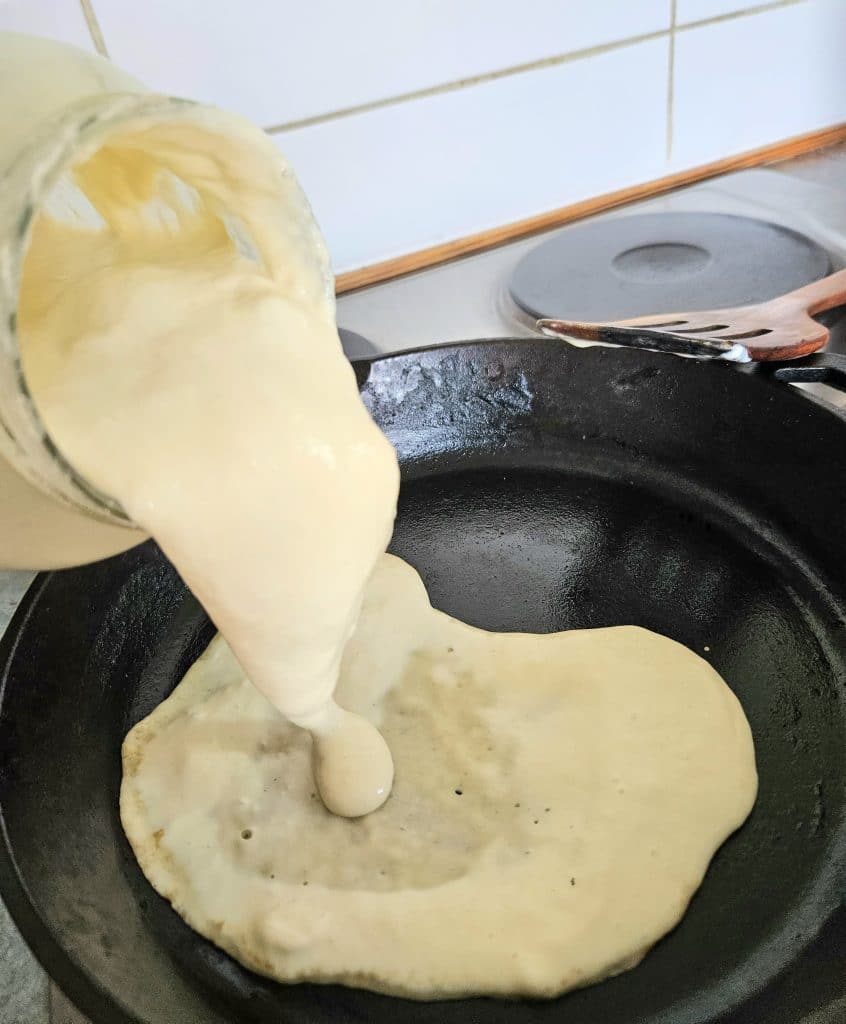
0,339 -> 844,1024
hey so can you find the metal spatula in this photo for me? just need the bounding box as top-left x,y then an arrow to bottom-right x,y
538,267 -> 846,362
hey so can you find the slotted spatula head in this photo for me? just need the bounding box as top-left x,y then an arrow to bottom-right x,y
538,268 -> 846,362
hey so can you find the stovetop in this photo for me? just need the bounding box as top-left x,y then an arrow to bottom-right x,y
338,151 -> 846,394
3,143 -> 846,1024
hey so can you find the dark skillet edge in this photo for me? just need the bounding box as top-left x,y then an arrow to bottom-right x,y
355,336 -> 846,412
0,574 -> 141,1024
0,339 -> 843,1024
0,588 -> 142,1024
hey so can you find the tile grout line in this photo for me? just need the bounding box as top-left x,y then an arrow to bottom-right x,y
676,0 -> 806,33
265,0 -> 806,138
73,0 -> 806,140
78,0 -> 109,57
666,0 -> 677,162
264,27 -> 671,136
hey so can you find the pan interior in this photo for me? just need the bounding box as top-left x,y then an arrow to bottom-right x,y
0,341 -> 844,1024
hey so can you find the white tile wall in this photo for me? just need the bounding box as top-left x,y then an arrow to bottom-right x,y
0,0 -> 95,50
279,38 -> 670,272
675,0 -> 777,24
0,0 -> 843,272
672,0 -> 846,167
92,0 -> 670,128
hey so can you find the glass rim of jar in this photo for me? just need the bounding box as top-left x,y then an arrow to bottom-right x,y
0,92 -> 281,528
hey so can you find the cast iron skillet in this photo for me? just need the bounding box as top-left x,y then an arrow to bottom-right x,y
1,339 -> 845,1024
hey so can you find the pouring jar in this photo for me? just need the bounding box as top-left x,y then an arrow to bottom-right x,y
0,32 -> 331,569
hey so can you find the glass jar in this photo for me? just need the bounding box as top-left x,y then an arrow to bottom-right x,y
0,32 -> 331,568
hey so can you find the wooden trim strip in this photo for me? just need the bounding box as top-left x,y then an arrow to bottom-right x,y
335,124 -> 846,295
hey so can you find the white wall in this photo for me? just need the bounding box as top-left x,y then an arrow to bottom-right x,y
2,0 -> 845,273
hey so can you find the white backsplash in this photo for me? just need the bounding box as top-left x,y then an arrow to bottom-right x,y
0,0 -> 95,50
1,0 -> 845,272
277,36 -> 669,272
92,0 -> 671,128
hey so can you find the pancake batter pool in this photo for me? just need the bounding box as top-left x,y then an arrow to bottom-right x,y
122,554 -> 758,999
17,112 -> 399,817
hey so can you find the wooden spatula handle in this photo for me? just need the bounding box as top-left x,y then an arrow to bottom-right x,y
781,267 -> 846,316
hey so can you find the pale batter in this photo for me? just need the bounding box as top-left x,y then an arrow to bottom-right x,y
17,111 -> 399,816
122,554 -> 758,999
